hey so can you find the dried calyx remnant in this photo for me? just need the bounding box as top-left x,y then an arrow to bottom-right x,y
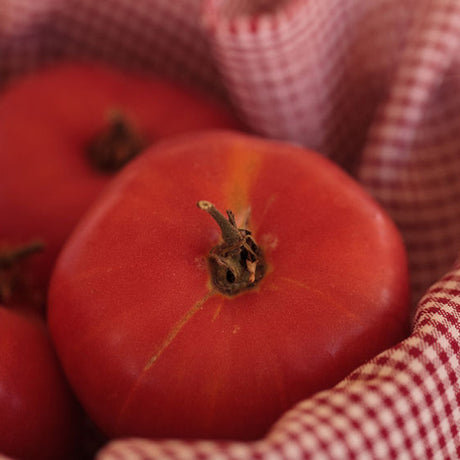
197,200 -> 266,296
0,240 -> 44,303
87,110 -> 146,172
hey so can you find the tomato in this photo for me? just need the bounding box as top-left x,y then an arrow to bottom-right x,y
48,131 -> 410,441
0,241 -> 82,460
0,307 -> 81,460
0,242 -> 81,459
0,63 -> 241,305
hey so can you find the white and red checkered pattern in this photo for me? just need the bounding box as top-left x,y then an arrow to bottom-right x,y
2,0 -> 460,458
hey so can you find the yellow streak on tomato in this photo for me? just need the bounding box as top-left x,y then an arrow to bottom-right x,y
279,277 -> 361,322
212,298 -> 224,322
115,291 -> 216,432
144,290 -> 216,371
224,144 -> 262,215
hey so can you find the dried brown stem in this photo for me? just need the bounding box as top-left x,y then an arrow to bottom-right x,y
197,201 -> 266,296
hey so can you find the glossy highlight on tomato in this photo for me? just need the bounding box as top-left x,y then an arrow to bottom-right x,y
0,63 -> 241,301
48,131 -> 410,441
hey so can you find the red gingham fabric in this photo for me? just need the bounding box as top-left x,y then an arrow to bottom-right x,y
2,0 -> 460,458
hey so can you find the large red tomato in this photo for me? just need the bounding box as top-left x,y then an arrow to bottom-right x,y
48,131 -> 410,441
0,63 -> 241,304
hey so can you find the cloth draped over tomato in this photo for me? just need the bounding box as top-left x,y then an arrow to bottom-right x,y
2,0 -> 460,458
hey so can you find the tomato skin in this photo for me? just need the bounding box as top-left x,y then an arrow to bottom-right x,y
0,305 -> 81,460
48,131 -> 410,441
0,63 -> 241,297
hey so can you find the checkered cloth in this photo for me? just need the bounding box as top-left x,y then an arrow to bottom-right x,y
2,0 -> 460,458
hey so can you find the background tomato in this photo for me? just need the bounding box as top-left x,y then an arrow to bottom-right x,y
48,131 -> 410,441
0,241 -> 83,459
0,62 -> 241,307
0,303 -> 81,460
